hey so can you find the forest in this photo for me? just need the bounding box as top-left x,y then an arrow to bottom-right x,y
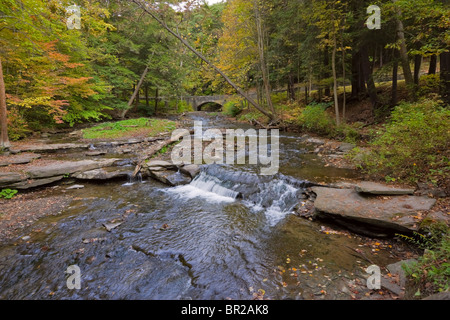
1,0 -> 449,190
0,0 -> 449,301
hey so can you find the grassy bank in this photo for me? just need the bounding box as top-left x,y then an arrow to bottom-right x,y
82,118 -> 177,140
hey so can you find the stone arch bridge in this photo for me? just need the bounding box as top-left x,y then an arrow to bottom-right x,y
183,93 -> 258,111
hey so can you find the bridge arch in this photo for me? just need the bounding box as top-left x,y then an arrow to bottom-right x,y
196,101 -> 224,111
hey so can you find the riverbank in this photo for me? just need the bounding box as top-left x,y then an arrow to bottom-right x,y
0,112 -> 448,300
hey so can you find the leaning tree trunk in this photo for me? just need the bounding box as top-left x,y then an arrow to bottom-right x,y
121,65 -> 149,118
0,57 -> 10,149
130,0 -> 275,122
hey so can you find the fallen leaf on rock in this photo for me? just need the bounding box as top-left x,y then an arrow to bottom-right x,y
103,221 -> 123,232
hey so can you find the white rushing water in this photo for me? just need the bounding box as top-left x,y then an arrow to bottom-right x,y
167,169 -> 300,226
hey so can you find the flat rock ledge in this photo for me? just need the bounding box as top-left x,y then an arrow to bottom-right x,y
141,160 -> 200,186
311,186 -> 436,238
0,159 -> 121,190
355,181 -> 415,195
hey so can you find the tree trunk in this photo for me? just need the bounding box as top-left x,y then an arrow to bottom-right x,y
135,83 -> 140,108
288,75 -> 295,101
360,45 -> 379,109
0,57 -> 10,149
440,51 -> 450,106
154,87 -> 159,115
121,65 -> 149,118
304,86 -> 308,105
351,50 -> 366,100
332,34 -> 340,126
392,52 -> 399,106
428,55 -> 437,75
414,54 -> 422,86
324,49 -> 331,97
145,85 -> 149,108
393,0 -> 414,97
341,34 -> 346,122
351,50 -> 360,99
130,0 -> 275,122
254,0 -> 275,115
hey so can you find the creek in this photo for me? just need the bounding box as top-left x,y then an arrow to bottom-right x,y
0,113 -> 410,300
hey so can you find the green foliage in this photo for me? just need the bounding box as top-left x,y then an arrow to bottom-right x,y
223,100 -> 243,117
400,225 -> 450,295
298,102 -> 335,135
352,98 -> 450,184
0,189 -> 18,199
177,101 -> 194,113
238,111 -> 264,123
7,108 -> 32,141
334,123 -> 362,144
418,75 -> 441,97
82,118 -> 176,139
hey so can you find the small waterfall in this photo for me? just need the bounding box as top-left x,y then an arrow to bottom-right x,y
167,165 -> 307,225
190,172 -> 240,199
123,172 -> 143,186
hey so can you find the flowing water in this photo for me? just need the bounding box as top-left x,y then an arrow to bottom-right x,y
0,113 -> 408,300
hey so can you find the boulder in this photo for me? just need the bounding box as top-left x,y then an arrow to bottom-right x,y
179,164 -> 200,179
386,259 -> 417,288
423,292 -> 450,300
66,184 -> 85,190
305,137 -> 325,145
148,170 -> 192,186
338,143 -> 356,153
312,187 -> 436,237
355,181 -> 415,195
424,211 -> 450,226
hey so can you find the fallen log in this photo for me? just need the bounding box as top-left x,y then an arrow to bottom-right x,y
132,129 -> 193,177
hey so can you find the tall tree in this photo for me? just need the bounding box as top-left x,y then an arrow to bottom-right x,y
0,57 -> 9,148
130,0 -> 276,121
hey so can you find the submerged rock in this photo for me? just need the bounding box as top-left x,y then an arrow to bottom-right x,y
103,221 -> 123,232
66,184 -> 85,190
